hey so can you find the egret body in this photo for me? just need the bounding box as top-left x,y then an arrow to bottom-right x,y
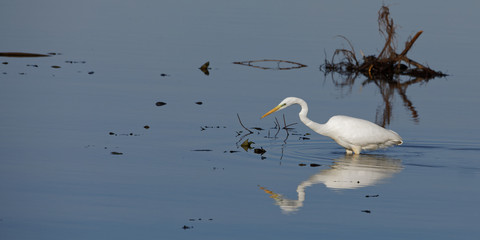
261,97 -> 402,154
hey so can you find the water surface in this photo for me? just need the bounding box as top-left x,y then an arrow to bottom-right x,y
1,0 -> 480,239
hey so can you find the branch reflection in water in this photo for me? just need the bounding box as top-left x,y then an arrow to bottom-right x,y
322,69 -> 436,127
326,70 -> 435,127
259,154 -> 402,214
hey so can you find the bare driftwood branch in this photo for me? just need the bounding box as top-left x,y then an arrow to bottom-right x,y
397,30 -> 423,59
233,59 -> 307,70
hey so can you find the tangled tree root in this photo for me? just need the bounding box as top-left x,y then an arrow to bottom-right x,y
320,5 -> 446,80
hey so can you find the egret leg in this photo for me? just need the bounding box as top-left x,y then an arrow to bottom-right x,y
352,146 -> 361,155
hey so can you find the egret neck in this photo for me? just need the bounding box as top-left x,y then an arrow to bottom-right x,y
296,98 -> 328,136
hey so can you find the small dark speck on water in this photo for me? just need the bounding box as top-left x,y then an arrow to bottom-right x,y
51,65 -> 61,69
366,195 -> 380,198
2,62 -> 8,65
361,210 -> 372,214
144,125 -> 150,129
195,101 -> 203,105
111,151 -> 123,155
88,71 -> 94,74
310,163 -> 321,167
109,132 -> 115,135
182,225 -> 193,230
155,101 -> 166,106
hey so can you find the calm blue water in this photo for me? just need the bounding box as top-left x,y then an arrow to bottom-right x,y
1,0 -> 480,239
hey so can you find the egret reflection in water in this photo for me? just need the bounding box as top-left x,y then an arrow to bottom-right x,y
259,154 -> 402,214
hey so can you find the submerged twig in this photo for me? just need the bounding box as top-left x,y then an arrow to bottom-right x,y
282,114 -> 290,142
274,117 -> 282,138
237,113 -> 253,134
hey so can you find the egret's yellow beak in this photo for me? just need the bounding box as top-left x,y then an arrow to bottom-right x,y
261,105 -> 282,119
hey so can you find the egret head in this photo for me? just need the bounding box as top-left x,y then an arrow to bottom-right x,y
261,97 -> 298,119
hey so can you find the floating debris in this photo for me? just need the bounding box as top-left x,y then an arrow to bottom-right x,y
51,65 -> 61,69
240,139 -> 254,151
254,148 -> 266,155
202,125 -> 226,129
144,125 -> 150,129
155,101 -> 167,106
191,149 -> 213,152
182,225 -> 193,230
160,73 -> 169,77
225,150 -> 240,153
88,71 -> 95,75
0,52 -> 50,57
365,194 -> 380,198
298,163 -> 321,167
361,210 -> 372,214
65,60 -> 86,64
199,61 -> 210,75
195,101 -> 203,105
110,151 -> 123,155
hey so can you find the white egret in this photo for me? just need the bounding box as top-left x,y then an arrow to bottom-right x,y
261,97 -> 403,154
